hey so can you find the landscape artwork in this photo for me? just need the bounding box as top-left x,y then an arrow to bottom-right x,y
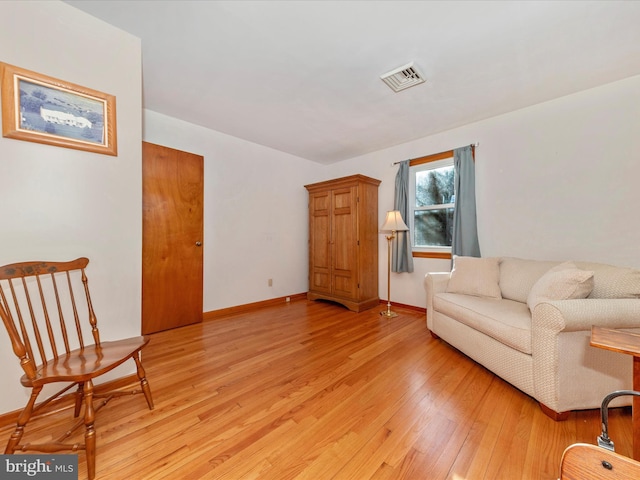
1,62 -> 117,156
19,79 -> 105,145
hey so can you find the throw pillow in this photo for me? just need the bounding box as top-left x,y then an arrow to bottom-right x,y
446,255 -> 502,299
526,261 -> 594,311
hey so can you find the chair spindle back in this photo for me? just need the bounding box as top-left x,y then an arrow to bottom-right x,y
0,258 -> 100,381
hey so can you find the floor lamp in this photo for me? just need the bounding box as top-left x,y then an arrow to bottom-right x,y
380,210 -> 409,318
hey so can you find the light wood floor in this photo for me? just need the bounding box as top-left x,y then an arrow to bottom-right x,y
1,299 -> 633,479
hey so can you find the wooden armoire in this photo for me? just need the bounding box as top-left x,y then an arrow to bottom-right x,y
304,174 -> 381,312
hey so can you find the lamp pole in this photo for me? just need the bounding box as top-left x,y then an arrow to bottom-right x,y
380,210 -> 408,318
381,230 -> 397,318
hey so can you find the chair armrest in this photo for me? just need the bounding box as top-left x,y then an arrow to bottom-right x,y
532,299 -> 640,334
424,272 -> 450,330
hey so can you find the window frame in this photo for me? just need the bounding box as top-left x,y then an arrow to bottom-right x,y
407,150 -> 457,259
409,157 -> 454,258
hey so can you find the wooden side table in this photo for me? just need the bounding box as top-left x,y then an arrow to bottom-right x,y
590,326 -> 640,460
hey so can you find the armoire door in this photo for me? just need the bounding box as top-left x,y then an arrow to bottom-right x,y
330,186 -> 358,299
142,142 -> 204,334
308,190 -> 332,295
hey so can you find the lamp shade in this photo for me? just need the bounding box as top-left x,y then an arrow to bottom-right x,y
380,210 -> 409,232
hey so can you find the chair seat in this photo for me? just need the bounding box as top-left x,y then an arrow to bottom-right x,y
21,336 -> 150,387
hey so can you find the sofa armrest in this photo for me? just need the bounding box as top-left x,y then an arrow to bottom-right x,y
532,298 -> 640,412
532,299 -> 640,334
424,272 -> 450,330
425,272 -> 450,294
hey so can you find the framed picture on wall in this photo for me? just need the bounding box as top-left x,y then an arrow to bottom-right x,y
0,62 -> 117,156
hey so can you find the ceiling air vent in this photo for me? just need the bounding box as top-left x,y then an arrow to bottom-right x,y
380,62 -> 426,92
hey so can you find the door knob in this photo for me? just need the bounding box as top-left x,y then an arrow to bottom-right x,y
195,241 -> 202,247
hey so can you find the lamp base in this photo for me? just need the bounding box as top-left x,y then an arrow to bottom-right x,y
380,309 -> 398,318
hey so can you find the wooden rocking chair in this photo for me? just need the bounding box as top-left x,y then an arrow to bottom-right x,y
0,258 -> 154,480
559,443 -> 640,479
559,390 -> 640,479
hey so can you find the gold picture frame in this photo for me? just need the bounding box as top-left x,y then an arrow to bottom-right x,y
1,62 -> 117,156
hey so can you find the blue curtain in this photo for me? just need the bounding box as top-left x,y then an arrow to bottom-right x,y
452,146 -> 481,257
393,160 -> 414,273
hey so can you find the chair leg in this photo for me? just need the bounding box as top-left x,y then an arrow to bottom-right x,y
74,382 -> 85,418
83,380 -> 96,480
5,386 -> 42,454
134,354 -> 154,410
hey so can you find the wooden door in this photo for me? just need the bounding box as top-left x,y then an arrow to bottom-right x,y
308,191 -> 331,295
330,186 -> 358,299
142,142 -> 204,334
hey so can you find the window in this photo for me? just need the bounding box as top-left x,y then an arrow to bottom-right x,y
409,156 -> 455,258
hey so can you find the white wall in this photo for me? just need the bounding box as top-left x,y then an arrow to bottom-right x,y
0,1 -> 142,413
328,74 -> 640,309
143,110 -> 325,312
145,74 -> 640,316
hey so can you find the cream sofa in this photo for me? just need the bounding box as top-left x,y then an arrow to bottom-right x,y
424,256 -> 640,419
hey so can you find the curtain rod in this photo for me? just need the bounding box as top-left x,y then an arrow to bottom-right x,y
392,142 -> 479,165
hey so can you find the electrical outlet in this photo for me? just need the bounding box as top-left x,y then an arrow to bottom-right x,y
268,278 -> 273,287
286,296 -> 291,302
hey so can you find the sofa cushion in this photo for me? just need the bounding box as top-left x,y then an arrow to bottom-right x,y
526,262 -> 594,311
575,262 -> 640,299
446,255 -> 502,299
434,293 -> 532,354
499,257 -> 559,303
499,258 -> 640,302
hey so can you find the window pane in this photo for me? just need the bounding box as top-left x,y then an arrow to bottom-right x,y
415,166 -> 455,207
414,208 -> 454,247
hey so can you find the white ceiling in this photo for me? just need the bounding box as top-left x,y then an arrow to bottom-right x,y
65,1 -> 640,164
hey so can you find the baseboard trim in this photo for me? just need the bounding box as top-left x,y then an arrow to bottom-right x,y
0,374 -> 139,429
379,299 -> 426,314
203,294 -> 425,320
203,293 -> 308,320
